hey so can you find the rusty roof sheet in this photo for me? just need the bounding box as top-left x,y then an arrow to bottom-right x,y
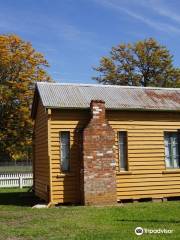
35,82 -> 180,111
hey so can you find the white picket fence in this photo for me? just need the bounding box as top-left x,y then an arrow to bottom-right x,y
0,173 -> 33,188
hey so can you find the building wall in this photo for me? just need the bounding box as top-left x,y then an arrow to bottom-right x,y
49,109 -> 89,204
49,109 -> 180,204
33,100 -> 50,202
108,110 -> 180,200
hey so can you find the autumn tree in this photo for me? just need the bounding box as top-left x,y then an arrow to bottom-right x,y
0,34 -> 52,161
93,38 -> 180,87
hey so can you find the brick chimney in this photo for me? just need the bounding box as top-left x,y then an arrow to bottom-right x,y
90,100 -> 106,122
82,100 -> 117,205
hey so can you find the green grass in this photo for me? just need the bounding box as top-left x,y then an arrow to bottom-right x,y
0,188 -> 179,240
0,166 -> 32,173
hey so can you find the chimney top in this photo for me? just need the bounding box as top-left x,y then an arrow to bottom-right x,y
90,99 -> 105,122
90,99 -> 105,104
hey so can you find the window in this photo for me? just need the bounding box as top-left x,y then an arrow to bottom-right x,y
164,132 -> 180,169
60,132 -> 70,171
118,131 -> 128,171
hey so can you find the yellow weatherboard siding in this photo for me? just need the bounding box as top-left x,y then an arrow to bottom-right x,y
107,110 -> 180,201
34,105 -> 180,204
33,100 -> 50,202
50,109 -> 180,203
50,109 -> 89,204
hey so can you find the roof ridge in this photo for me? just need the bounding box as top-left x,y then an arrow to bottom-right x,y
36,82 -> 180,91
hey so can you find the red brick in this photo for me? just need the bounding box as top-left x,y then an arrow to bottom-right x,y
81,100 -> 117,205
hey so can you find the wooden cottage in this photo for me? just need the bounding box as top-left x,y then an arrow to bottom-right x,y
31,82 -> 180,205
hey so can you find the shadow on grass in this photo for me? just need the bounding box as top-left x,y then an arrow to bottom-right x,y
0,190 -> 41,207
116,219 -> 180,223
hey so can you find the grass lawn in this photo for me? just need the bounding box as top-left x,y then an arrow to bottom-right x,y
0,166 -> 32,173
0,188 -> 179,240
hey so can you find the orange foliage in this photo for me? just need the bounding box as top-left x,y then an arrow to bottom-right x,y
0,34 -> 52,160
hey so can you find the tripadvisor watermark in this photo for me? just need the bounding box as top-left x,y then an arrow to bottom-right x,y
135,227 -> 173,236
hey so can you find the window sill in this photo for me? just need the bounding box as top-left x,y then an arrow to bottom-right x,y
116,171 -> 132,175
162,169 -> 180,174
56,173 -> 75,178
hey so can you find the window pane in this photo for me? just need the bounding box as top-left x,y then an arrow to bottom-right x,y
171,134 -> 179,168
119,132 -> 127,171
164,133 -> 171,168
60,132 -> 70,171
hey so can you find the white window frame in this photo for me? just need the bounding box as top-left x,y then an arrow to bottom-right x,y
164,132 -> 180,169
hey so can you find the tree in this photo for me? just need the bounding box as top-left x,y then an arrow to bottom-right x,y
0,34 -> 52,161
93,38 -> 180,87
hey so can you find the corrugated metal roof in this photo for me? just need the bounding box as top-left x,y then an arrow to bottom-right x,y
36,82 -> 180,111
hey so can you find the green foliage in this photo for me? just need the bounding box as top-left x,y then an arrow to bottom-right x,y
0,34 -> 52,161
93,38 -> 180,87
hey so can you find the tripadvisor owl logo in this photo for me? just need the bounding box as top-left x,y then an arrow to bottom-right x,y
135,227 -> 144,235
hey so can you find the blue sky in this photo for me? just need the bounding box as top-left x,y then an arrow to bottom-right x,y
1,0 -> 180,83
